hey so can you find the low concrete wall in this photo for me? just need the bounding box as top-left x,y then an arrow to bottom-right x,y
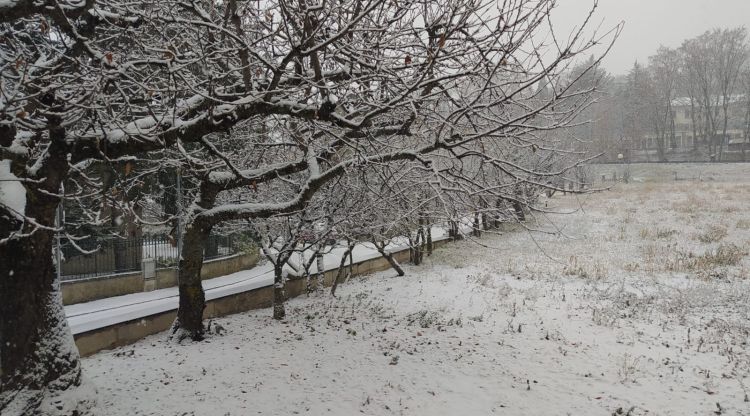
155,268 -> 178,290
202,253 -> 260,279
62,272 -> 143,305
74,240 -> 449,356
62,252 -> 260,305
75,286 -> 274,357
153,252 -> 260,289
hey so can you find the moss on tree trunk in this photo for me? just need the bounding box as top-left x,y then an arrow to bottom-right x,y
173,224 -> 211,340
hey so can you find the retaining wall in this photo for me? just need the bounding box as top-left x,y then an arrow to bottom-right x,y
62,272 -> 143,305
74,240 -> 447,356
62,252 -> 260,305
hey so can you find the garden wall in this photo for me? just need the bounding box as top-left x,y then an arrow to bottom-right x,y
73,240 -> 448,356
62,251 -> 260,305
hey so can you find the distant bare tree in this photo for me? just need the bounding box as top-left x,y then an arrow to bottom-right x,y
648,47 -> 682,161
712,28 -> 748,161
741,67 -> 750,161
681,28 -> 748,160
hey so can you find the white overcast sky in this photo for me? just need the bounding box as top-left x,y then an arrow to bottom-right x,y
550,0 -> 750,75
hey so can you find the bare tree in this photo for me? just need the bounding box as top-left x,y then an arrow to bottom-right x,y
741,67 -> 750,161
648,47 -> 682,161
0,0 -> 618,413
713,28 -> 748,161
681,28 -> 748,160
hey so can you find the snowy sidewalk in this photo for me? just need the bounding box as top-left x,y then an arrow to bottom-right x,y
65,230 -> 452,335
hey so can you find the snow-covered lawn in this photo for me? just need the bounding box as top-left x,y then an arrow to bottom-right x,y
83,179 -> 750,415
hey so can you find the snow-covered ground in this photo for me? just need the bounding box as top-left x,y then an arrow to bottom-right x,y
82,177 -> 750,415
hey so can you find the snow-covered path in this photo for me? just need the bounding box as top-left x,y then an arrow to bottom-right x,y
82,181 -> 750,415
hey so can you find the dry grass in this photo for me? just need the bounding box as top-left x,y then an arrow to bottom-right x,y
641,242 -> 747,274
563,256 -> 608,280
640,228 -> 678,240
695,225 -> 728,244
694,243 -> 747,268
490,171 -> 750,282
671,194 -> 706,214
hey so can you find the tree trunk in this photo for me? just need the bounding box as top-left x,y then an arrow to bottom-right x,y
303,247 -> 318,294
348,246 -> 354,278
413,227 -> 424,266
315,250 -> 325,289
383,252 -> 405,276
330,244 -> 354,297
172,181 -> 220,341
373,240 -> 405,276
426,222 -> 433,256
494,199 -> 503,228
656,134 -> 667,162
513,200 -> 525,222
1,122 -> 87,414
172,224 -> 211,341
448,220 -> 462,241
273,265 -> 286,320
1,207 -> 83,414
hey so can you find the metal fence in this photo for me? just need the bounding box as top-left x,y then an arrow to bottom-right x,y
59,233 -> 247,281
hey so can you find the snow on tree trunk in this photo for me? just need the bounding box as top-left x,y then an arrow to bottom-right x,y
1,119 -> 92,414
1,197 -> 84,414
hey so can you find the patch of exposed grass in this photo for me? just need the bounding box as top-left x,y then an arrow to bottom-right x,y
642,242 -> 746,273
563,256 -> 608,279
693,243 -> 746,268
696,225 -> 728,244
640,228 -> 678,240
671,194 -> 706,214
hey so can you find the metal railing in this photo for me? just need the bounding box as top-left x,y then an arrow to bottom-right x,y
60,233 -> 246,281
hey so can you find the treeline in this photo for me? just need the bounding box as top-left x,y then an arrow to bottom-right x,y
582,28 -> 750,162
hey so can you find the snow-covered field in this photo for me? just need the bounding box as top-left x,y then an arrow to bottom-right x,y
83,174 -> 750,415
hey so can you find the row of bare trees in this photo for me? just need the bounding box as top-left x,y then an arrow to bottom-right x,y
584,27 -> 750,162
0,0 -> 616,414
